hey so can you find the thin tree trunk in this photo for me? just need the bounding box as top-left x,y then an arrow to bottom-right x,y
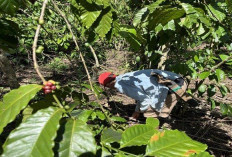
158,45 -> 170,70
0,50 -> 20,89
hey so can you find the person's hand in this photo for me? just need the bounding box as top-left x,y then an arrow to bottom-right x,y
132,111 -> 140,120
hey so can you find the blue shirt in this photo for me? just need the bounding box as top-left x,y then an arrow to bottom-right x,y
114,69 -> 181,112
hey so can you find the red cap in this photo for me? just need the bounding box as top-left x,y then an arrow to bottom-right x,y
98,72 -> 116,86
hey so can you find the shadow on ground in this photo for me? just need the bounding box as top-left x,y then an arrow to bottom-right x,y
107,100 -> 232,157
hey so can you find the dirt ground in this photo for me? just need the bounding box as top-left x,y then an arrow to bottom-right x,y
0,50 -> 232,157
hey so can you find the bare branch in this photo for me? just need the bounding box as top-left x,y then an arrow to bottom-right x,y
89,45 -> 100,67
32,0 -> 48,83
51,0 -> 94,93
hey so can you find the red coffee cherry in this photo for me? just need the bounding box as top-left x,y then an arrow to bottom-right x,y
44,89 -> 52,94
46,82 -> 53,86
44,86 -> 51,90
51,86 -> 56,90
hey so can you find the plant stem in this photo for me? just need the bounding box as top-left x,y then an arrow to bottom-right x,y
104,144 -> 138,157
89,45 -> 100,67
32,0 -> 48,83
52,94 -> 63,108
51,0 -> 116,127
51,0 -> 95,94
211,55 -> 232,72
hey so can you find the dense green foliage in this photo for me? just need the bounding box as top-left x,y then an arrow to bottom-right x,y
0,0 -> 231,156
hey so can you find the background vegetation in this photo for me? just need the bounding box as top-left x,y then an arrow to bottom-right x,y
0,0 -> 231,156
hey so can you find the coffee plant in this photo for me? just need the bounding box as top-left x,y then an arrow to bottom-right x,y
1,0 -> 231,156
0,84 -> 212,156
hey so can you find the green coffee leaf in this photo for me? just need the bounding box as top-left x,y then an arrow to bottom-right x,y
209,99 -> 216,110
207,85 -> 216,97
133,7 -> 148,27
148,7 -> 185,30
207,4 -> 226,22
226,0 -> 232,13
147,0 -> 166,13
215,69 -> 225,82
198,84 -> 207,93
146,130 -> 207,156
199,71 -> 210,80
58,119 -> 97,157
219,85 -> 229,97
2,107 -> 63,157
220,103 -> 228,115
71,109 -> 93,122
163,20 -> 175,31
190,151 -> 213,157
111,116 -> 127,122
95,9 -> 113,37
120,124 -> 157,148
146,117 -> 159,128
96,111 -> 106,120
0,84 -> 42,134
219,54 -> 229,61
0,0 -> 20,15
101,128 -> 122,144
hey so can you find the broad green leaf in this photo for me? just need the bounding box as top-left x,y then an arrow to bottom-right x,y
198,84 -> 207,93
198,71 -> 210,80
133,7 -> 148,27
2,107 -> 64,157
101,128 -> 122,144
58,119 -> 96,157
0,19 -> 19,49
180,3 -> 199,28
148,7 -> 185,30
207,85 -> 216,97
147,0 -> 166,13
155,24 -> 163,33
206,4 -> 226,22
71,109 -> 93,122
219,54 -> 229,61
181,3 -> 211,28
95,9 -> 113,37
194,55 -> 199,62
190,151 -> 213,157
215,69 -> 225,82
220,103 -> 228,115
0,0 -> 20,15
119,27 -> 142,51
146,130 -> 207,156
209,99 -> 216,110
91,0 -> 109,7
219,85 -> 229,97
111,116 -> 127,122
0,84 -> 42,134
146,117 -> 159,129
197,23 -> 205,35
101,147 -> 111,157
96,111 -> 106,120
120,124 -> 157,148
226,0 -> 232,13
216,26 -> 226,39
163,20 -> 175,31
81,9 -> 101,29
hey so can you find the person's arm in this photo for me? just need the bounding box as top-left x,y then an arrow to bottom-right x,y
115,79 -> 152,115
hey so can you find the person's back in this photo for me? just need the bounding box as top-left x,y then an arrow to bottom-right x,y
98,69 -> 187,119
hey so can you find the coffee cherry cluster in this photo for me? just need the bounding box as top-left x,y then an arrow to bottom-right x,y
42,80 -> 58,94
